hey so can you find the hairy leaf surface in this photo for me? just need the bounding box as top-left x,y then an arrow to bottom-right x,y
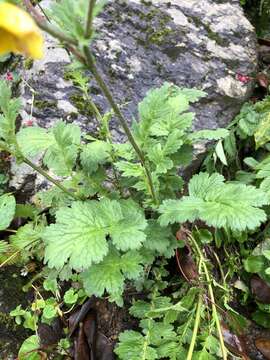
159,172 -> 268,231
81,249 -> 143,299
80,140 -> 111,174
0,194 -> 15,231
43,199 -> 147,270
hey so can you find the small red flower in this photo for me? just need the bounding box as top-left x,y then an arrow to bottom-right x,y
236,73 -> 250,84
6,71 -> 13,81
24,119 -> 33,126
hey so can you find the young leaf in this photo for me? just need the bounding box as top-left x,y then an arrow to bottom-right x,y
81,249 -> 143,300
80,140 -> 111,174
144,220 -> 174,255
0,80 -> 21,145
159,172 -> 268,231
43,121 -> 81,176
130,297 -> 172,319
115,330 -> 158,360
17,121 -> 81,176
49,0 -> 106,43
17,127 -> 54,157
141,319 -> 177,346
148,143 -> 174,174
255,112 -> 270,148
10,222 -> 43,252
64,289 -> 78,304
135,83 -> 200,142
43,199 -> 147,270
115,161 -> 144,178
178,88 -> 206,102
244,255 -> 266,273
0,193 -> 16,230
215,140 -> 228,166
236,103 -> 260,138
18,335 -> 41,360
189,128 -> 229,141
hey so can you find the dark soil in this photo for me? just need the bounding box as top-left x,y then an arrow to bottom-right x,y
0,267 -> 32,359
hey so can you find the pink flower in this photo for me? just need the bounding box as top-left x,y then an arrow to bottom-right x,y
6,72 -> 13,81
236,73 -> 250,84
24,119 -> 33,126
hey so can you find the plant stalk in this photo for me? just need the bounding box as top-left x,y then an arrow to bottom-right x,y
83,47 -> 157,204
85,0 -> 96,38
22,157 -> 80,201
0,141 -> 79,201
23,0 -> 77,45
190,235 -> 228,360
186,294 -> 203,360
27,0 -> 157,202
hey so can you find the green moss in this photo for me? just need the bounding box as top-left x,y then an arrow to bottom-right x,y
140,0 -> 152,5
23,59 -> 34,70
68,112 -> 79,120
138,8 -> 176,46
191,16 -> 229,47
148,27 -> 175,45
34,99 -> 57,110
69,93 -> 98,117
204,24 -> 229,47
63,69 -> 74,82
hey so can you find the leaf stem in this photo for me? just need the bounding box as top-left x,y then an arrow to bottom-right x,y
190,235 -> 228,360
22,157 -> 80,201
186,294 -> 202,360
28,1 -> 157,204
83,47 -> 157,204
85,0 -> 96,38
23,0 -> 77,45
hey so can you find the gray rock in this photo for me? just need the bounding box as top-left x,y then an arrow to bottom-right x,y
13,0 -> 257,193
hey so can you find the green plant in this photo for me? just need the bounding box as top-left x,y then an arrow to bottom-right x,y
2,0 -> 270,358
0,73 -> 232,305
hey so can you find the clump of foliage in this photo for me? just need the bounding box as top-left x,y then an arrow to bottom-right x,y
1,0 -> 270,359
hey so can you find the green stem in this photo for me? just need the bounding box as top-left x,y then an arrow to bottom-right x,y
85,0 -> 96,38
28,0 -> 157,203
86,95 -> 104,124
186,294 -> 203,360
190,235 -> 228,360
204,266 -> 227,360
83,47 -> 157,204
22,157 -> 80,201
1,145 -> 80,202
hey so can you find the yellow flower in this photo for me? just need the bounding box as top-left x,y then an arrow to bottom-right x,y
0,2 -> 43,59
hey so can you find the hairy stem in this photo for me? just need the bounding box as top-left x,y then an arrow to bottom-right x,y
22,157 -> 80,200
85,0 -> 96,38
26,1 -> 157,203
186,294 -> 202,360
203,264 -> 227,360
0,141 -> 79,200
83,47 -> 157,204
190,235 -> 228,360
23,0 -> 77,45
